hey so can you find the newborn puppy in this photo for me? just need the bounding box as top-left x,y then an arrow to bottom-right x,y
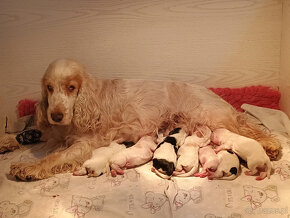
173,126 -> 211,177
110,136 -> 157,176
194,125 -> 212,147
194,145 -> 219,178
207,150 -> 240,180
212,128 -> 272,180
73,141 -> 126,177
152,128 -> 187,178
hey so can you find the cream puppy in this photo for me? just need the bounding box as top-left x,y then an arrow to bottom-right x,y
207,150 -> 240,180
110,136 -> 157,176
194,125 -> 212,147
212,128 -> 272,180
194,145 -> 219,178
73,141 -> 126,177
173,126 -> 212,177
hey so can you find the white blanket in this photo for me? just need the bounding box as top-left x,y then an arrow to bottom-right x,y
242,104 -> 290,137
1,137 -> 290,218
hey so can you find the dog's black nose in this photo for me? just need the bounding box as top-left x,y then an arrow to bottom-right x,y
51,112 -> 64,122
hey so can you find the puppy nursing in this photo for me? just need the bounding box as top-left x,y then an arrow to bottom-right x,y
73,141 -> 126,177
110,136 -> 158,176
75,126 -> 271,181
173,126 -> 211,177
194,145 -> 219,178
207,150 -> 240,180
152,128 -> 187,179
212,128 -> 272,180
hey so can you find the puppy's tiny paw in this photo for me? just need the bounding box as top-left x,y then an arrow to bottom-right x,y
111,170 -> 117,177
86,167 -> 105,177
73,167 -> 87,176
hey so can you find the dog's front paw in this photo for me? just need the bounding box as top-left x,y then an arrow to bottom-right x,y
10,162 -> 44,181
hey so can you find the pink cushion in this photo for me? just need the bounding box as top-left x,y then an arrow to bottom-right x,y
209,86 -> 281,112
18,99 -> 38,117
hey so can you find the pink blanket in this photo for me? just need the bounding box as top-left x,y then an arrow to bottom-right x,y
209,86 -> 280,111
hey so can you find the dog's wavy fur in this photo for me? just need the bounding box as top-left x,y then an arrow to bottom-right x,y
6,59 -> 280,180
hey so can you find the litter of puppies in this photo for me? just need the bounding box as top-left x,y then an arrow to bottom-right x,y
74,126 -> 272,181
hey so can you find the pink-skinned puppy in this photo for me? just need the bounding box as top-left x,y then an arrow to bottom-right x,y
110,136 -> 157,176
194,145 -> 219,178
173,126 -> 212,177
207,150 -> 240,180
212,128 -> 272,180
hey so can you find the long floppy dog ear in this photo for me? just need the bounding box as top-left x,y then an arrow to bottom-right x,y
35,82 -> 50,130
72,76 -> 102,134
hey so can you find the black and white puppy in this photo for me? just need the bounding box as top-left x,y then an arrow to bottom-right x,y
207,150 -> 240,180
152,128 -> 187,179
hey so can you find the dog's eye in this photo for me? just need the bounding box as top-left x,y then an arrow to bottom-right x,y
47,85 -> 53,92
68,85 -> 75,92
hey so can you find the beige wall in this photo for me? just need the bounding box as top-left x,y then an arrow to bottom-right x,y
280,0 -> 290,116
0,0 -> 283,130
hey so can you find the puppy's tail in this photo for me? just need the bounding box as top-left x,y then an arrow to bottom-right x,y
151,167 -> 171,180
175,165 -> 199,177
218,173 -> 238,181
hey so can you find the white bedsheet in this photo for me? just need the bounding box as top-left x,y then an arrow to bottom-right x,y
0,131 -> 290,218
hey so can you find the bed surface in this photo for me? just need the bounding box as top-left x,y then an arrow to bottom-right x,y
1,106 -> 290,218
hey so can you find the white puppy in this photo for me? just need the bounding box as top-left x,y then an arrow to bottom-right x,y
152,128 -> 187,179
73,141 -> 126,177
173,126 -> 212,177
212,128 -> 272,180
207,150 -> 240,180
110,136 -> 157,176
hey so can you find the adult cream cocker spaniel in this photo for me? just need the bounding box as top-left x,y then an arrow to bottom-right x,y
7,59 -> 280,180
